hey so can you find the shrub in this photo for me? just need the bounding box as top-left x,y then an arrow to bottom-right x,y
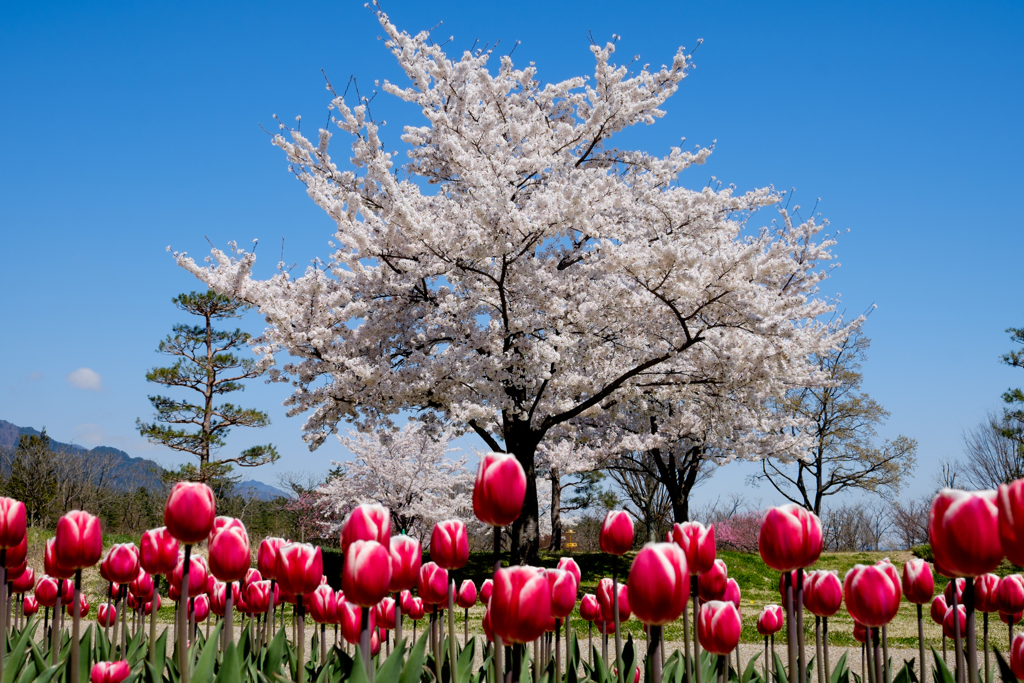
715,510 -> 763,553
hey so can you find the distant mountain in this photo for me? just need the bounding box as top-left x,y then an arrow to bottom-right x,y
0,420 -> 290,499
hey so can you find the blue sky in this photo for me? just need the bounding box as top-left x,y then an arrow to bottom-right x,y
2,0 -> 1022,505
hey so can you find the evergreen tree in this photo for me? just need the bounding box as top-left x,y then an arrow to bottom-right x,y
4,430 -> 59,525
136,290 -> 279,482
1001,326 -> 1024,456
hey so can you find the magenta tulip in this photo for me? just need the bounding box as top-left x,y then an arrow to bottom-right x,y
0,498 -> 26,550
479,579 -> 493,604
853,623 -> 868,643
342,539 -> 392,606
102,543 -> 140,585
557,557 -> 582,586
600,511 -> 634,556
163,482 -> 216,544
942,604 -> 967,639
698,558 -> 728,602
192,594 -> 209,621
90,661 -> 130,683
457,580 -> 478,609
999,575 -> 1024,615
472,452 -> 527,527
722,578 -> 741,611
209,518 -> 251,583
22,595 -> 38,616
97,603 -> 117,628
169,553 -> 209,595
417,561 -> 449,605
490,566 -> 551,644
139,527 -> 178,575
339,597 -> 376,643
670,521 -> 716,575
976,574 -> 1001,613
406,596 -> 425,621
55,510 -> 103,569
275,542 -> 323,597
3,535 -> 26,569
35,576 -> 59,608
697,600 -> 742,655
944,577 -> 966,605
430,519 -> 469,570
257,537 -> 286,580
597,578 -> 631,622
804,570 -> 843,617
130,571 -> 154,600
67,594 -> 90,617
626,542 -> 688,626
547,568 -> 579,619
580,594 -> 600,622
931,595 -> 948,625
243,567 -> 262,591
758,504 -> 823,572
388,535 -> 422,592
844,561 -> 902,627
756,605 -> 784,636
1012,635 -> 1024,681
901,559 -> 934,605
341,504 -> 391,552
999,480 -> 1024,566
376,597 -> 396,629
308,584 -> 337,624
11,566 -> 34,594
247,580 -> 273,613
930,488 -> 1001,577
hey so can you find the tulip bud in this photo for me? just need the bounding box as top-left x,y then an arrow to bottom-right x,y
627,542 -> 688,626
944,577 -> 966,605
163,482 -> 216,544
482,608 -> 494,642
853,623 -> 868,644
308,584 -> 337,624
942,604 -> 967,639
901,559 -> 934,605
600,511 -> 634,556
698,559 -> 728,602
418,562 -> 449,605
756,605 -> 784,636
557,557 -> 582,587
3,535 -> 26,569
1000,575 -> 1024,615
130,570 -> 154,601
804,570 -> 843,617
547,569 -> 578,620
931,488 -> 1001,577
247,580 -> 273,613
597,578 -> 631,623
0,498 -> 27,549
90,661 -> 131,683
580,594 -> 600,622
275,543 -> 323,597
209,518 -> 251,583
490,566 -> 551,644
697,600 -> 742,655
473,453 -> 527,527
758,504 -> 823,572
243,568 -> 262,591
670,522 -> 716,575
103,544 -> 140,585
140,527 -> 179,576
35,575 -> 59,607
67,594 -> 90,618
999,481 -> 1024,566
371,628 -> 381,656
479,579 -> 493,605
387,535 -> 421,592
55,510 -> 103,570
341,504 -> 391,553
407,596 -> 425,621
457,580 -> 478,609
22,595 -> 38,616
44,538 -> 74,580
1012,635 -> 1024,681
430,520 -> 469,570
844,561 -> 902,627
376,597 -> 396,629
97,603 -> 117,628
169,554 -> 209,595
975,574 -> 1001,613
338,597 -> 376,643
722,578 -> 741,611
11,566 -> 34,594
930,595 -> 948,625
192,594 -> 209,621
342,539 -> 392,607
257,537 -> 287,580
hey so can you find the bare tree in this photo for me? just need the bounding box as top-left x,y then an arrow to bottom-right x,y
608,453 -> 673,544
958,412 -> 1024,490
891,496 -> 930,549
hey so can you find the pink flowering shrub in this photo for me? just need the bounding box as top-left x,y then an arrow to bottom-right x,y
714,510 -> 764,553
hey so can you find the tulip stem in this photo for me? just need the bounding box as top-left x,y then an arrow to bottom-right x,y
533,637 -> 540,683
104,581 -> 112,644
783,573 -> 797,683
395,595 -> 403,655
587,622 -> 592,670
449,581 -> 459,683
649,625 -> 662,683
952,585 -> 964,683
983,612 -> 989,683
882,626 -> 890,683
860,642 -> 865,683
51,581 -> 62,666
873,628 -> 883,683
692,576 -> 702,683
298,596 -> 306,683
321,623 -> 327,665
823,616 -> 831,683
964,579 -> 979,683
814,617 -> 823,683
716,654 -> 725,683
797,571 -> 806,683
432,606 -> 440,683
71,569 -> 81,683
0,549 -> 5,683
683,587 -> 692,683
917,606 -> 925,682
614,569 -> 623,683
150,581 -> 160,665
268,578 -> 277,644
493,526 -> 504,683
180,544 -> 192,683
864,628 -> 875,683
555,619 -> 562,683
771,634 -> 776,682
763,637 -> 768,683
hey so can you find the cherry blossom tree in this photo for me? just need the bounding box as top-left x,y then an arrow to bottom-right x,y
316,422 -> 472,540
174,9 -> 850,561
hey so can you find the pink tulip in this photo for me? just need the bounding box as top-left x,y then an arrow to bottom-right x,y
193,594 -> 209,621
0,498 -> 26,549
22,595 -> 38,616
243,568 -> 262,591
130,571 -> 154,600
490,566 -> 551,644
1012,635 -> 1024,681
341,504 -> 391,552
580,594 -> 600,622
697,600 -> 742,655
389,535 -> 422,592
257,537 -> 286,580
472,452 -> 527,527
67,594 -> 90,618
399,589 -> 414,613
457,580 -> 478,609
758,504 -> 823,572
35,576 -> 60,607
931,595 -> 948,625
597,578 -> 631,622
342,539 -> 392,606
418,562 -> 449,605
999,575 -> 1024,615
209,518 -> 251,583
308,584 -> 337,624
247,580 -> 274,613
376,597 -> 396,629
756,605 -> 784,636
557,557 -> 582,586
406,596 -> 425,621
853,623 -> 868,644
140,527 -> 179,575
44,538 -> 74,580
626,542 -> 688,626
670,522 -> 716,575
479,579 -> 493,604
275,543 -> 323,597
944,577 -> 966,605
1001,610 -> 1023,625
11,566 -> 34,594
999,480 -> 1024,566
55,510 -> 103,569
804,570 -> 843,617
901,559 -> 934,605
163,482 -> 216,544
3,535 -> 26,569
975,574 -> 1001,613
169,554 -> 209,595
548,568 -> 579,619
844,561 -> 902,627
722,578 -> 741,610
600,511 -> 634,556
430,520 -> 469,570
698,559 -> 728,602
931,488 -> 1001,577
339,597 -> 376,643
942,604 -> 967,639
97,603 -> 117,628
90,661 -> 130,683
482,608 -> 494,641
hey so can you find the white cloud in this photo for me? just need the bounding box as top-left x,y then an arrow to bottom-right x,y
66,367 -> 102,391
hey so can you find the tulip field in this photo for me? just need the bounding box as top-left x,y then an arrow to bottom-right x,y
2,456 -> 1024,683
